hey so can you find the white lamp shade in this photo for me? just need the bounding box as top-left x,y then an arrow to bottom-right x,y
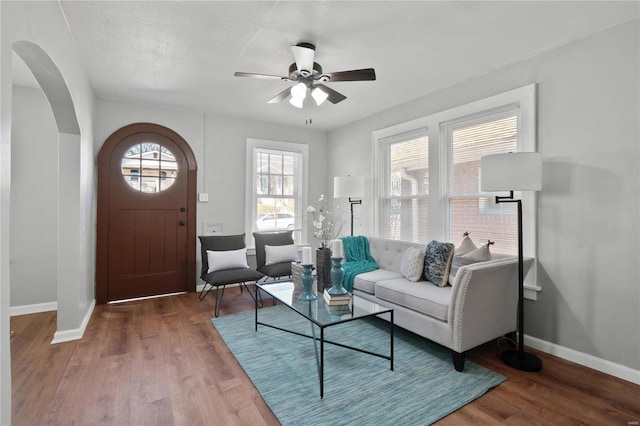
334,176 -> 365,198
481,152 -> 542,192
288,97 -> 304,108
290,82 -> 307,100
311,87 -> 328,105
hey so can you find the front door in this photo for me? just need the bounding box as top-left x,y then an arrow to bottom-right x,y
96,123 -> 197,303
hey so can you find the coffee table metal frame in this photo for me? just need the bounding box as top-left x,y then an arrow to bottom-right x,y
255,280 -> 394,398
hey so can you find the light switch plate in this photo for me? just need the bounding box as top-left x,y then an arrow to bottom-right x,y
198,192 -> 209,202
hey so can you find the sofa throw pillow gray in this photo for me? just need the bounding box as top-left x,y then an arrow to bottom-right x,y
423,240 -> 455,287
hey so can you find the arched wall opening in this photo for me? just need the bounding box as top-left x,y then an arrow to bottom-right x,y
10,55 -> 59,313
10,40 -> 83,341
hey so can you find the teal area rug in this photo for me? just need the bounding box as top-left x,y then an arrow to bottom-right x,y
212,306 -> 505,426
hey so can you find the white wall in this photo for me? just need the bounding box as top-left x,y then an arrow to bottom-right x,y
10,85 -> 58,308
1,2 -> 97,423
95,99 -> 328,280
328,20 -> 640,375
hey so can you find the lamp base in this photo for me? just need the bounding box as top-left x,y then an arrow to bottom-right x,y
501,349 -> 542,372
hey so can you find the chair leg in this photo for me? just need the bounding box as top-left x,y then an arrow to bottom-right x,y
199,282 -> 214,301
241,282 -> 263,308
213,285 -> 226,317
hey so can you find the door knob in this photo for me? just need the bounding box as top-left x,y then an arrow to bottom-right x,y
179,220 -> 186,226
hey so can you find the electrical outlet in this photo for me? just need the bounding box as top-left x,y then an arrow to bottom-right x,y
203,223 -> 222,235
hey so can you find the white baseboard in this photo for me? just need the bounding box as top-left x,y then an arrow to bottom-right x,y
524,334 -> 640,385
50,299 -> 96,344
10,301 -> 57,316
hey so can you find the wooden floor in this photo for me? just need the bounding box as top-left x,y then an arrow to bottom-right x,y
11,287 -> 640,425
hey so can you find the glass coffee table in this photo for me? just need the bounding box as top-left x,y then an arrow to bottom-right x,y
255,280 -> 394,398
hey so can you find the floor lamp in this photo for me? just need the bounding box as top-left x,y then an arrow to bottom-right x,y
333,176 -> 365,236
481,152 -> 542,372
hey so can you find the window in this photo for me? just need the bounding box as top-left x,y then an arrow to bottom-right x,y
374,85 -> 539,294
378,130 -> 429,242
121,143 -> 177,193
246,139 -> 308,246
445,112 -> 519,254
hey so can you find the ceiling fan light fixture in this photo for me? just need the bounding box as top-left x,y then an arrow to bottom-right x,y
290,82 -> 307,100
311,87 -> 329,106
289,97 -> 304,108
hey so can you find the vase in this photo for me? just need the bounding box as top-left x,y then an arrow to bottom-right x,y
298,264 -> 317,300
328,257 -> 348,295
315,247 -> 332,291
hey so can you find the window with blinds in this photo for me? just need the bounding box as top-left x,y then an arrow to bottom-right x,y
380,131 -> 429,242
254,148 -> 300,233
446,112 -> 519,255
373,85 -> 538,290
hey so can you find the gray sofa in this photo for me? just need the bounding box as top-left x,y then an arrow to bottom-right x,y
352,237 -> 533,371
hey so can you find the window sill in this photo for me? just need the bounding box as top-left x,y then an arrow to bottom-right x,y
524,284 -> 542,301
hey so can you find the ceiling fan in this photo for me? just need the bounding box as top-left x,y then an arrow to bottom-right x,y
234,42 -> 376,108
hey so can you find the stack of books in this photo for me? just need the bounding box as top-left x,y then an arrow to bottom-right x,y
323,290 -> 351,306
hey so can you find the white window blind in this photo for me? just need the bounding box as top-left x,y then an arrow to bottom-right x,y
446,112 -> 519,255
245,139 -> 308,246
380,131 -> 429,242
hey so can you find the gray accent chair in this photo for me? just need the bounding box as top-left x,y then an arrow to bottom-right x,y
253,231 -> 295,280
199,233 -> 264,316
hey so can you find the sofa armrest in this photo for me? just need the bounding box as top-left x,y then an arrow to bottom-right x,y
448,257 -> 533,352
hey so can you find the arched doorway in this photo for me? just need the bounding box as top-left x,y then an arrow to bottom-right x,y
96,123 -> 197,303
11,41 -> 84,338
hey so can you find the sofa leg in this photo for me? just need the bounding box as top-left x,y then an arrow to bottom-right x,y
452,351 -> 466,372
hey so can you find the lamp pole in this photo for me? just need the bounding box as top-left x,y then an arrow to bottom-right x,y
348,197 -> 362,236
494,191 -> 542,371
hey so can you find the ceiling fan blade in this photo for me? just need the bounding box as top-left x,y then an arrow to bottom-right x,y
315,84 -> 346,104
234,72 -> 290,81
291,43 -> 315,75
267,86 -> 292,104
324,68 -> 376,82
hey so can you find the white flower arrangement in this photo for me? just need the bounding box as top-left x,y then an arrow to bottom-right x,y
307,194 -> 344,249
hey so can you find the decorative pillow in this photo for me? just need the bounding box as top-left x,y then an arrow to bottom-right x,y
456,232 -> 477,257
423,240 -> 455,287
449,242 -> 493,284
206,248 -> 249,273
400,247 -> 425,282
460,242 -> 492,262
265,244 -> 298,265
449,256 -> 483,283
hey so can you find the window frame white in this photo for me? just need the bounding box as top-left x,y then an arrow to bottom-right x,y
373,85 -> 540,297
245,138 -> 309,249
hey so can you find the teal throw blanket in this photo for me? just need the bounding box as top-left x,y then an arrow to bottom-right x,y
340,236 -> 379,291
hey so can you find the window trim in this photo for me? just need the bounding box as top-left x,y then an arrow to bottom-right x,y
245,138 -> 309,249
373,84 -> 539,297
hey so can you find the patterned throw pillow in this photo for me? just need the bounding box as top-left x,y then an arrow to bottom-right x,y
400,247 -> 425,282
423,240 -> 455,287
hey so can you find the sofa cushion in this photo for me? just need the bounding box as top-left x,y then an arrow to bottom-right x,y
423,240 -> 454,287
375,278 -> 451,321
353,269 -> 403,294
400,247 -> 425,282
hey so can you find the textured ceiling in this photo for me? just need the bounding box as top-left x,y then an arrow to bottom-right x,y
13,1 -> 640,131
